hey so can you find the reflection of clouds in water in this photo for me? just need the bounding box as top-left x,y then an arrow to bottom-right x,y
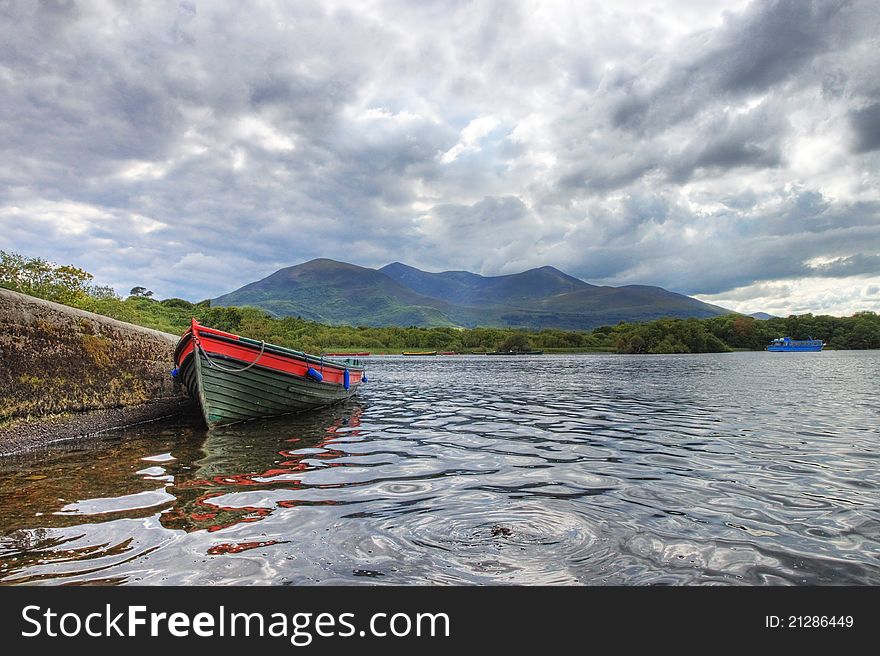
0,517 -> 178,585
135,466 -> 166,476
136,465 -> 174,483
54,489 -> 175,516
140,453 -> 177,463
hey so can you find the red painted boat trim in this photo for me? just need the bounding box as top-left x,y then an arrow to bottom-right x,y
174,320 -> 363,386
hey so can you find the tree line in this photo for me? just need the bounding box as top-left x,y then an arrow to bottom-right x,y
3,250 -> 879,353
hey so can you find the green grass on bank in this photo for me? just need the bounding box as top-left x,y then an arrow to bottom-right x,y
4,250 -> 880,354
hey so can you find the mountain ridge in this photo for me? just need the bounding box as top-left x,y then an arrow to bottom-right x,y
212,258 -> 459,327
379,261 -> 593,306
213,258 -> 731,329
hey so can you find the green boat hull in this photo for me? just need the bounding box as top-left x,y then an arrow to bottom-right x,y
179,350 -> 360,428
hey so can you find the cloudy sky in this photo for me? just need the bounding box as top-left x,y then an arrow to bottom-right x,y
2,0 -> 879,316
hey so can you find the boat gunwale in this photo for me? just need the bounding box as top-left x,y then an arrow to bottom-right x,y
177,348 -> 364,386
174,323 -> 365,371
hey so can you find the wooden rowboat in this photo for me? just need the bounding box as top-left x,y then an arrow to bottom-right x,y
174,319 -> 366,427
401,351 -> 437,356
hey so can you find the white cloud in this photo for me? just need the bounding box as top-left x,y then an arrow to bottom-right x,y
440,115 -> 500,163
0,0 -> 878,316
234,116 -> 296,152
696,276 -> 880,316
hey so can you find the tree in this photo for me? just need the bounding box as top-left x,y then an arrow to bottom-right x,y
497,333 -> 531,353
89,285 -> 120,301
129,286 -> 154,298
0,250 -> 93,305
197,306 -> 243,332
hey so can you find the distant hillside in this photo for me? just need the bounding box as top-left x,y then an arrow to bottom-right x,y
212,259 -> 457,327
749,312 -> 775,320
380,263 -> 729,327
213,258 -> 730,329
379,262 -> 591,305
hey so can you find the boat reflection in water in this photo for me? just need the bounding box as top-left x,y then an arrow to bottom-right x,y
162,404 -> 364,538
0,402 -> 364,580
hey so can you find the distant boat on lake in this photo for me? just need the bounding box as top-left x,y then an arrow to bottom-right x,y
324,351 -> 370,357
487,350 -> 544,355
401,351 -> 438,356
174,319 -> 365,427
766,337 -> 824,352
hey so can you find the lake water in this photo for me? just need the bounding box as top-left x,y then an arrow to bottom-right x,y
1,351 -> 877,585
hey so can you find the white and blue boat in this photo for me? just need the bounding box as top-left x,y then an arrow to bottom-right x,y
766,337 -> 824,352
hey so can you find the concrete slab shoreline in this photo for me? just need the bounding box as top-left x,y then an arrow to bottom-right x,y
0,288 -> 193,455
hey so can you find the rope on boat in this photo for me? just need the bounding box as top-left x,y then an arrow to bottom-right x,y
195,336 -> 267,373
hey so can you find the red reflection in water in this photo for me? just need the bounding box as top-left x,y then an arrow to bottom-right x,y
207,540 -> 286,555
160,407 -> 362,534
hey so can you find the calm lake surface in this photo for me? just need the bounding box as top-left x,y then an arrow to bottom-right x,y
1,351 -> 877,585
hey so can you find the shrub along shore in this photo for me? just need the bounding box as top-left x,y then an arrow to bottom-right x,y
3,250 -> 880,354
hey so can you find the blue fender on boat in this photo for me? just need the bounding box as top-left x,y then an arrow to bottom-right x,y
362,373 -> 368,383
307,367 -> 323,382
170,367 -> 179,378
343,368 -> 350,389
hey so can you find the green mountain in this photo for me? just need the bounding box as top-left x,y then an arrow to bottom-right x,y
213,258 -> 730,329
380,263 -> 729,327
379,262 -> 591,305
212,259 -> 457,327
